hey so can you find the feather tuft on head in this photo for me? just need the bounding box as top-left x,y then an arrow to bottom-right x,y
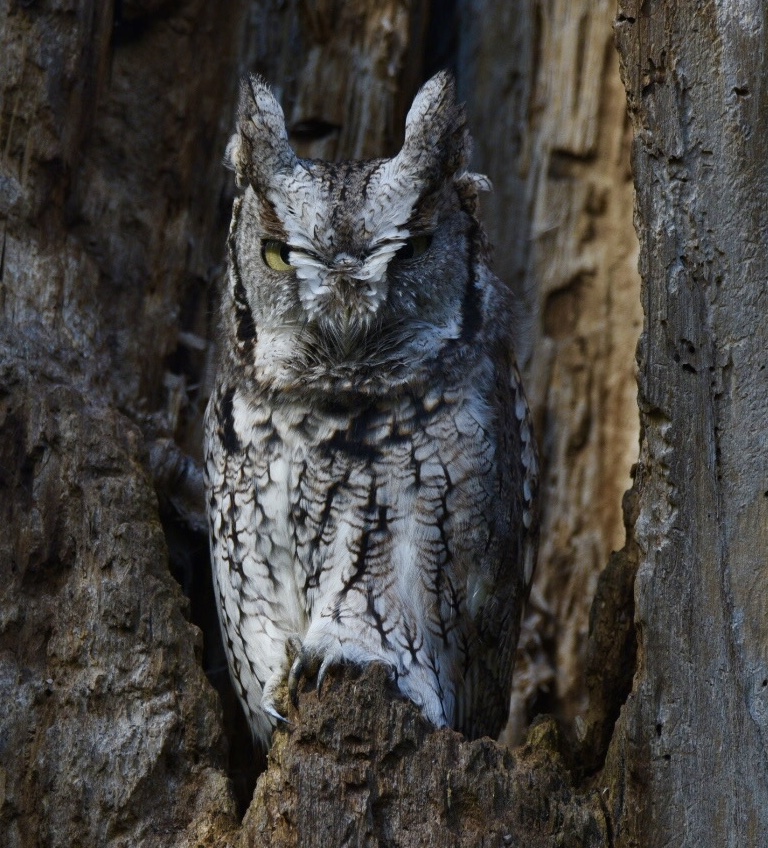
397,71 -> 471,184
226,74 -> 297,188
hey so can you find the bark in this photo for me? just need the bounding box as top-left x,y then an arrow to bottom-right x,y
0,335 -> 236,847
7,1 -> 758,846
233,665 -> 609,848
239,0 -> 426,162
607,1 -> 768,844
0,2 -> 247,844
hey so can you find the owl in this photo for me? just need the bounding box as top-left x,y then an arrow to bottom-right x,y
204,71 -> 538,747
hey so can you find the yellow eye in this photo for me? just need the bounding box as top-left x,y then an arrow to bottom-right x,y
262,240 -> 293,271
397,234 -> 432,261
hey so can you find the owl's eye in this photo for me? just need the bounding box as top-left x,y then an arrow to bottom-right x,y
396,234 -> 433,262
262,240 -> 293,271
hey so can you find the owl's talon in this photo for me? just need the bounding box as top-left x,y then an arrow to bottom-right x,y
286,634 -> 303,661
316,655 -> 334,699
262,702 -> 290,725
288,654 -> 306,708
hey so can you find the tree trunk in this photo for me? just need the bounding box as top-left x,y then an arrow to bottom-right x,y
4,1 -> 762,846
235,665 -> 609,848
0,2 -> 247,844
606,2 -> 768,844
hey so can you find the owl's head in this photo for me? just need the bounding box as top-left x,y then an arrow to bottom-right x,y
224,71 -> 502,396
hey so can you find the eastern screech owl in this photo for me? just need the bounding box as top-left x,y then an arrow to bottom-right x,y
204,71 -> 538,747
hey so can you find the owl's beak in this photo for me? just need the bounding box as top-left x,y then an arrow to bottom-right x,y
305,269 -> 383,361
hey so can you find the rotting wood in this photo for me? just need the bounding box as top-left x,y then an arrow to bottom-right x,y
233,664 -> 609,848
0,1 -> 629,842
607,2 -> 768,844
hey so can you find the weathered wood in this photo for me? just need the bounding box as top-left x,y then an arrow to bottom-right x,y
0,335 -> 237,848
0,2 -> 248,844
609,2 -> 768,844
239,0 -> 425,162
233,665 -> 609,848
0,0 -> 247,409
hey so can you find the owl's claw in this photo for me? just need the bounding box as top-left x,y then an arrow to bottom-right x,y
316,654 -> 335,699
261,675 -> 292,726
262,701 -> 290,725
287,644 -> 339,706
288,650 -> 321,708
288,653 -> 306,708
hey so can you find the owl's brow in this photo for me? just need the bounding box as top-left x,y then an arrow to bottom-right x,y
287,245 -> 323,261
287,241 -> 394,265
370,230 -> 433,249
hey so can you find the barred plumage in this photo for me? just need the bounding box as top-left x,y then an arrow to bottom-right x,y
204,71 -> 538,747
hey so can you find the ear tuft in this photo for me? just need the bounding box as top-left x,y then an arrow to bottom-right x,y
227,74 -> 297,187
400,71 -> 471,181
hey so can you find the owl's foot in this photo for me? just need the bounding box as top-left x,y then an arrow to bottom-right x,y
287,643 -> 345,707
261,635 -> 304,723
286,636 -> 404,710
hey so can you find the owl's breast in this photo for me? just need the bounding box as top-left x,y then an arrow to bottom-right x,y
268,387 -> 499,594
209,369 -> 511,622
